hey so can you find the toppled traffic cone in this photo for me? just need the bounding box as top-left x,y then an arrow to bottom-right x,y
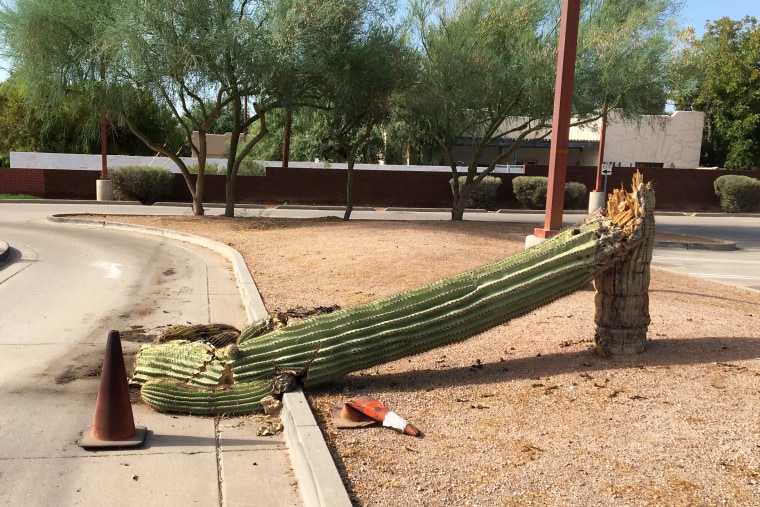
79,330 -> 147,449
329,396 -> 421,437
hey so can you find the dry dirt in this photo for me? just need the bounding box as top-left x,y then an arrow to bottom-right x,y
82,214 -> 760,506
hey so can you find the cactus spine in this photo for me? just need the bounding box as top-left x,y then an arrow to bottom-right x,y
133,175 -> 653,415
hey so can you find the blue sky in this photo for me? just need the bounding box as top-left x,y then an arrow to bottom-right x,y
680,0 -> 759,35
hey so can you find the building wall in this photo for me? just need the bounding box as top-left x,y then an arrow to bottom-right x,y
189,132 -> 244,159
452,111 -> 704,169
453,145 -> 598,167
603,111 -> 704,168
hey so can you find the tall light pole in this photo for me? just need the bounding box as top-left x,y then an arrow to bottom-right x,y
533,0 -> 581,239
95,55 -> 113,201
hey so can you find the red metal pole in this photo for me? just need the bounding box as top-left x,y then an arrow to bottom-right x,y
533,0 -> 581,239
100,109 -> 108,180
99,56 -> 108,180
594,104 -> 608,192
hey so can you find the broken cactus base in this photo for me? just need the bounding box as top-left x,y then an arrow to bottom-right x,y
593,171 -> 654,355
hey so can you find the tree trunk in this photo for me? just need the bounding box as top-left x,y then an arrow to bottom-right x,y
593,173 -> 654,354
193,190 -> 205,216
343,163 -> 355,221
193,173 -> 205,216
282,109 -> 292,169
225,179 -> 236,218
451,196 -> 466,220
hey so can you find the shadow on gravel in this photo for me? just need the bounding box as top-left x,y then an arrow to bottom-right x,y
313,336 -> 760,394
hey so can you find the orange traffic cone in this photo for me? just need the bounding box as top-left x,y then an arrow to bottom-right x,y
79,330 -> 147,449
340,396 -> 421,437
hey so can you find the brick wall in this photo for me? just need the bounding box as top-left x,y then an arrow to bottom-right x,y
1,165 -> 754,212
0,168 -> 45,196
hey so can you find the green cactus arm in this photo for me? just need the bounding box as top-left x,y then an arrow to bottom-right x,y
140,378 -> 273,415
131,341 -> 230,387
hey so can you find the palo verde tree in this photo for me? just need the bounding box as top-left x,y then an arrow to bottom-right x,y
107,0 -> 283,216
267,0 -> 415,220
0,0 -> 126,168
402,0 -> 679,220
671,17 -> 760,170
0,77 -> 183,161
1,0 -> 289,216
308,0 -> 413,221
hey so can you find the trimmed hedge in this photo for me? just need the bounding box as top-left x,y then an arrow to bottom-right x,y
564,181 -> 588,209
714,174 -> 760,213
111,165 -> 174,205
512,176 -> 588,210
450,175 -> 502,210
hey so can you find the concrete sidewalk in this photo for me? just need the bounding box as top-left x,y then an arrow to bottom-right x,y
51,216 -> 354,507
0,214 -> 351,507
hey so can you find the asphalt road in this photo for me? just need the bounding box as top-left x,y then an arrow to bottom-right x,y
0,203 -> 307,507
649,213 -> 760,293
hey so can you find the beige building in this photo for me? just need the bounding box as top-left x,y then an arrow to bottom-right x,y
192,110 -> 704,170
453,110 -> 705,169
190,132 -> 241,159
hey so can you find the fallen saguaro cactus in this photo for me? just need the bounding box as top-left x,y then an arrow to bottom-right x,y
131,172 -> 654,415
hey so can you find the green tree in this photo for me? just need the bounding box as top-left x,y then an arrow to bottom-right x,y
403,0 -> 679,219
108,0 -> 282,216
246,107 -> 383,164
0,80 -> 44,162
672,17 -> 760,169
263,0 -> 413,219
0,0 -> 121,168
1,0 -> 289,215
302,0 -> 413,220
0,78 -> 183,161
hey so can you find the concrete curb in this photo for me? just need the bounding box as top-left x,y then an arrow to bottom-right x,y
653,239 -> 738,251
47,214 -> 350,507
277,204 -> 375,212
282,390 -> 353,507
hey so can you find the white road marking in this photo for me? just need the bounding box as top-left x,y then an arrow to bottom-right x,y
653,256 -> 758,264
92,261 -> 122,279
687,273 -> 760,280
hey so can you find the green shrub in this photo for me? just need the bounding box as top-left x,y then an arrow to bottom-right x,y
512,176 -> 588,210
450,175 -> 502,209
110,165 -> 174,205
714,174 -> 760,213
512,176 -> 547,209
564,181 -> 588,209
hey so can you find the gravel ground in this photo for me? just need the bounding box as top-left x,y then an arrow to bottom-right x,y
82,214 -> 760,506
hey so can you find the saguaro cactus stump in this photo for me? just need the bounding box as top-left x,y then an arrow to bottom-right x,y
132,172 -> 655,415
594,172 -> 654,354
